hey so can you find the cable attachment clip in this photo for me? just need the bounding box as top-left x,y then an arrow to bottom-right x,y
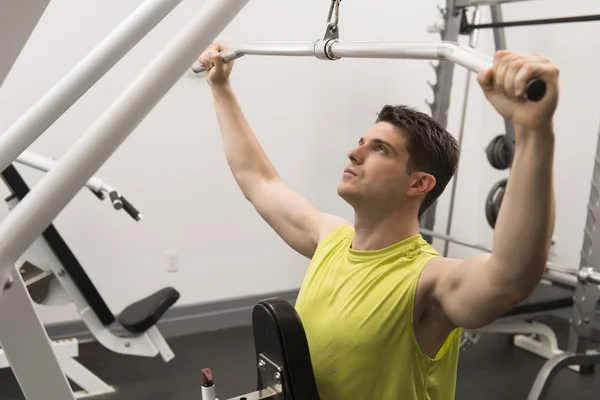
324,0 -> 341,40
315,0 -> 341,60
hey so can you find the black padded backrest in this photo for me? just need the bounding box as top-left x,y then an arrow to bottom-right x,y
1,164 -> 115,326
252,297 -> 320,400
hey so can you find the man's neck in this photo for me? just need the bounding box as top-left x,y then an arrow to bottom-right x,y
351,207 -> 420,251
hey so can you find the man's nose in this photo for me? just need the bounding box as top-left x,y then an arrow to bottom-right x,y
348,146 -> 365,164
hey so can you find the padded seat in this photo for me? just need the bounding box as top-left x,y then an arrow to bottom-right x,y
504,284 -> 574,317
253,298 -> 321,400
118,287 -> 180,334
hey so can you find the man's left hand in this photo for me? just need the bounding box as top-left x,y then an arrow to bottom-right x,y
477,50 -> 560,132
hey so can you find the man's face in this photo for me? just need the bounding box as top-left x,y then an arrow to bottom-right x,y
337,122 -> 414,210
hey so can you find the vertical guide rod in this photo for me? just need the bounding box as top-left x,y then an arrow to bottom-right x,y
490,4 -> 516,160
419,0 -> 463,244
443,6 -> 481,257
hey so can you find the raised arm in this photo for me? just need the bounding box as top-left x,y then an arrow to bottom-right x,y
198,43 -> 350,259
431,50 -> 559,329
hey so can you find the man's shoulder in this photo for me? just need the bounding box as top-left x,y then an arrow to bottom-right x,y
421,256 -> 462,284
416,256 -> 463,304
317,217 -> 353,244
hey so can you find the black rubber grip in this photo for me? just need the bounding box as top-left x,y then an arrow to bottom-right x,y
89,188 -> 105,200
121,196 -> 142,221
109,191 -> 123,210
525,79 -> 546,101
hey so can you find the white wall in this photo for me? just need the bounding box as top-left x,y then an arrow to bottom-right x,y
0,0 -> 51,86
0,0 -> 598,325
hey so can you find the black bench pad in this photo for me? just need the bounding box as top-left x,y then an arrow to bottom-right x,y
118,287 -> 180,334
253,298 -> 321,400
504,284 -> 574,317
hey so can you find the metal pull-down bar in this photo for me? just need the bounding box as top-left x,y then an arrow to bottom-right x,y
190,39 -> 547,101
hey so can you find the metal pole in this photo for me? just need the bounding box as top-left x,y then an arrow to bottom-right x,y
490,4 -> 516,161
192,41 -> 316,72
192,40 -> 494,74
15,150 -> 110,193
465,14 -> 600,31
455,0 -> 543,6
420,228 -> 492,253
420,228 -> 581,289
0,0 -> 250,291
443,7 -> 481,257
0,269 -> 75,399
0,0 -> 184,174
420,0 -> 464,243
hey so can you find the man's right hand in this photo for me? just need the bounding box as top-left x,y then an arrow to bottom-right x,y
197,42 -> 234,88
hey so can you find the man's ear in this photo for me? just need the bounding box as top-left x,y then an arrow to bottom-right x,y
408,172 -> 436,197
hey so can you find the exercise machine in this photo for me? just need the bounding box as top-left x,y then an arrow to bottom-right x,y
0,0 -> 550,398
201,297 -> 321,400
0,159 -> 179,398
0,0 -> 250,397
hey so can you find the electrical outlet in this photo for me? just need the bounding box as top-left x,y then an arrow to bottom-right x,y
166,250 -> 179,273
549,236 -> 558,256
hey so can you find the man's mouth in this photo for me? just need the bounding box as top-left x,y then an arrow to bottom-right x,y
344,168 -> 357,176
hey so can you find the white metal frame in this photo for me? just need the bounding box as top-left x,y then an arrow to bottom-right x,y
471,314 -> 582,373
0,338 -> 115,399
0,269 -> 75,399
0,0 -> 250,398
1,196 -> 173,398
15,150 -> 117,195
0,0 -> 185,175
7,195 -> 175,361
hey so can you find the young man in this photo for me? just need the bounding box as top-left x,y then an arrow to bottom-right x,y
197,43 -> 558,399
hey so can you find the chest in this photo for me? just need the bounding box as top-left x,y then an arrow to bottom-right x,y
296,256 -> 421,348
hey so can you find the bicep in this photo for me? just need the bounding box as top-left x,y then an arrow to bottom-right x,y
248,178 -> 350,258
432,254 -> 523,329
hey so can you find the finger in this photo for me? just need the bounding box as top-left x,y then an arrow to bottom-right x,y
213,42 -> 228,52
494,52 -> 519,93
200,55 -> 213,71
210,49 -> 226,68
477,67 -> 494,92
532,51 -> 552,63
504,58 -> 528,99
514,62 -> 559,98
198,48 -> 214,69
495,52 -> 529,95
493,49 -> 511,68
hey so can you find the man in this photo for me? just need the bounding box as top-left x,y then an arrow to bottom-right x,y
197,43 -> 558,399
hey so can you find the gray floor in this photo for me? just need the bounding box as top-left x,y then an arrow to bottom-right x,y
0,315 -> 598,399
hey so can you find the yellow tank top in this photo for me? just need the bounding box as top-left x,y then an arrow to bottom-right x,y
295,225 -> 462,400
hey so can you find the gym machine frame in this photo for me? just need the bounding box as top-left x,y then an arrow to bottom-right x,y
0,161 -> 179,398
0,0 -> 252,398
0,0 -> 554,399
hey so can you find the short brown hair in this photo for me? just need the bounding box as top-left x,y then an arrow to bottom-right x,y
376,104 -> 460,218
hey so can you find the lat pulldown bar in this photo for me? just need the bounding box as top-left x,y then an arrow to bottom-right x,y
190,40 -> 547,102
